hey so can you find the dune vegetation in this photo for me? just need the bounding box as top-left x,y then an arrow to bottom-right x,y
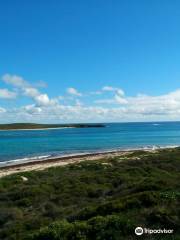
0,148 -> 180,239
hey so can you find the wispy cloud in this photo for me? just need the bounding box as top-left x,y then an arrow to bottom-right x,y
2,74 -> 28,88
0,107 -> 6,113
34,80 -> 47,88
0,88 -> 17,99
90,91 -> 102,95
95,86 -> 127,105
102,86 -> 125,96
66,87 -> 82,96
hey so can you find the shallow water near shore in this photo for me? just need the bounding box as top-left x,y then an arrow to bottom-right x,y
0,122 -> 180,165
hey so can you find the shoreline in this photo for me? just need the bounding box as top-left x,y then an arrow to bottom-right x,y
0,144 -> 178,167
0,146 -> 178,178
0,150 -> 143,178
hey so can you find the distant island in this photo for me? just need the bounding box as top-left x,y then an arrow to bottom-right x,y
0,123 -> 105,130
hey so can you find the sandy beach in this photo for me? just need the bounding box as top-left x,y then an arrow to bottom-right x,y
0,150 -> 136,178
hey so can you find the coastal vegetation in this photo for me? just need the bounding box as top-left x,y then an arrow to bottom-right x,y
0,123 -> 105,130
0,148 -> 180,239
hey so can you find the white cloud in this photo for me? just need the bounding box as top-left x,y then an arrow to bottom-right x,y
23,87 -> 40,98
116,89 -> 125,97
102,86 -> 115,91
22,87 -> 57,106
95,96 -> 127,105
95,99 -> 115,104
96,86 -> 127,105
1,74 -> 59,107
0,107 -> 6,113
0,89 -> 17,99
2,74 -> 28,88
67,87 -> 82,96
114,95 -> 128,104
102,86 -> 124,96
34,80 -> 47,88
23,104 -> 42,114
35,94 -> 50,106
75,99 -> 83,106
1,73 -> 180,123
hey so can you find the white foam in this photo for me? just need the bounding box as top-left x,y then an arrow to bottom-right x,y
0,155 -> 51,166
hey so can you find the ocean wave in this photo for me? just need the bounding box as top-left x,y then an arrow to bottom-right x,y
142,145 -> 179,150
0,155 -> 51,166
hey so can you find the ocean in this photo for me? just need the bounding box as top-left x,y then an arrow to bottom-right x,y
1,122 -> 180,166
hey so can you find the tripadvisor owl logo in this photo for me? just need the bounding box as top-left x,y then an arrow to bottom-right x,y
135,227 -> 143,235
135,226 -> 174,236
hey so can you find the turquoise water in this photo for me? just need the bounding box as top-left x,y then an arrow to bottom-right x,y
1,122 -> 180,165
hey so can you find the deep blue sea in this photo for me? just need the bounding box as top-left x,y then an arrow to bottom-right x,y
1,122 -> 180,165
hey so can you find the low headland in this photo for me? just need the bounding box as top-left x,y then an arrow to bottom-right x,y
0,147 -> 179,239
0,123 -> 105,130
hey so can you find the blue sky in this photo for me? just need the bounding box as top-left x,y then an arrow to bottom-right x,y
0,0 -> 180,123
